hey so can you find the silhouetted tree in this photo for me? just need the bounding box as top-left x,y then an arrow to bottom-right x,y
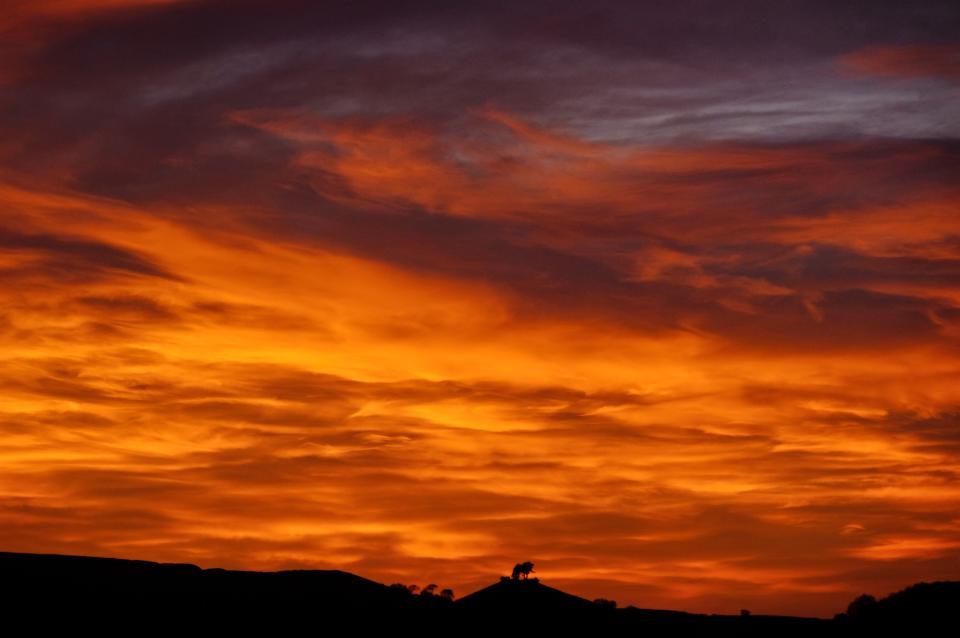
421,583 -> 438,596
389,583 -> 412,595
440,588 -> 454,600
594,598 -> 617,609
407,584 -> 420,594
511,561 -> 535,580
847,594 -> 878,618
740,609 -> 751,617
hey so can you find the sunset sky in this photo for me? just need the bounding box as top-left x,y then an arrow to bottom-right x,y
2,0 -> 959,617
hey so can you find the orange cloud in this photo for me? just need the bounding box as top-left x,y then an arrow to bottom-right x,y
1,0 -> 192,30
839,44 -> 960,80
0,8 -> 958,614
1,169 -> 959,616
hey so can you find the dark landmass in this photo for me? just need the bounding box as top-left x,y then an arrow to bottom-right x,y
0,551 -> 956,634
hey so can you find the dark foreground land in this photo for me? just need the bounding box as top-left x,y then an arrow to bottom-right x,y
0,551 -> 956,635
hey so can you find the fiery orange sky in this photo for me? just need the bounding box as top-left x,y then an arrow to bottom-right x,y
1,0 -> 959,617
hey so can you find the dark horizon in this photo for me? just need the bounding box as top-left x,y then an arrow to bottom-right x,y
2,549 -> 954,624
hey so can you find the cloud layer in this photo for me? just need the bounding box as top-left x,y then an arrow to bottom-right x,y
0,0 -> 958,616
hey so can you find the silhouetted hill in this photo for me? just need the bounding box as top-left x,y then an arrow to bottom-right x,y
0,550 -> 394,603
456,577 -> 602,629
457,576 -> 597,612
0,550 -> 448,631
1,551 -> 955,634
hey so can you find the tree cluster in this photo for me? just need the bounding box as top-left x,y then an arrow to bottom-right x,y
389,582 -> 454,600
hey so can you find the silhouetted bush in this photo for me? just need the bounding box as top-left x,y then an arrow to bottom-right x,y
836,581 -> 960,628
511,561 -> 535,580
